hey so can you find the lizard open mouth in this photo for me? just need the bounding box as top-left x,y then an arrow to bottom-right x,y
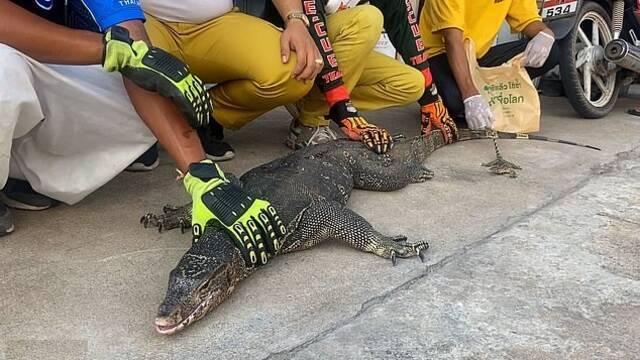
155,285 -> 221,335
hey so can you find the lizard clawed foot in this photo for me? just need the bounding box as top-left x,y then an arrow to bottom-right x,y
482,157 -> 521,178
140,204 -> 192,234
410,166 -> 435,183
483,131 -> 521,178
372,236 -> 429,266
140,213 -> 158,229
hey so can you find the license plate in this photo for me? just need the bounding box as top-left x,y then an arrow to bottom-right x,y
541,0 -> 579,19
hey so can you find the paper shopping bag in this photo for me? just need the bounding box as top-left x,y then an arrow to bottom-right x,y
465,39 -> 540,133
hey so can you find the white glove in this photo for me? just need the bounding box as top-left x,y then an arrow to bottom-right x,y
523,31 -> 555,68
463,95 -> 495,130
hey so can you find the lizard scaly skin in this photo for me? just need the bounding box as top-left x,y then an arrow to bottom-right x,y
147,131 -> 445,335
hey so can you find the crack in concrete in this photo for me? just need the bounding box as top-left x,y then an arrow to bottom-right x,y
263,147 -> 640,360
596,211 -> 640,226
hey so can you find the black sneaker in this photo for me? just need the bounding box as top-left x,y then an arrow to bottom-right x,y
127,143 -> 160,172
0,202 -> 14,237
197,121 -> 235,162
0,178 -> 59,211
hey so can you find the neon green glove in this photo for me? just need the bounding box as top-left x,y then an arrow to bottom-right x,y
183,160 -> 287,267
102,26 -> 212,128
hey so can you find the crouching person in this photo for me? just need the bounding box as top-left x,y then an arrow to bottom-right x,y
420,0 -> 559,130
141,0 -> 322,161
287,2 -> 419,154
288,0 -> 459,153
0,0 -> 158,235
0,0 -> 290,264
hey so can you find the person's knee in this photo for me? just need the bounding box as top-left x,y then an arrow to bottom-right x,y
342,5 -> 384,46
259,57 -> 314,104
357,5 -> 384,37
280,77 -> 314,105
393,67 -> 426,105
0,44 -> 34,108
0,44 -> 31,78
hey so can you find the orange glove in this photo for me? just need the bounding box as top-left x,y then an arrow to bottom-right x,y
420,96 -> 458,144
329,100 -> 392,154
339,116 -> 392,154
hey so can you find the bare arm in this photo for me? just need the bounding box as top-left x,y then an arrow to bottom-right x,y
124,82 -> 205,172
113,21 -> 206,173
0,0 -> 102,64
0,2 -> 206,173
441,27 -> 478,100
521,20 -> 554,39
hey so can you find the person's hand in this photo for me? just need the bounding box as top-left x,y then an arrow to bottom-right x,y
420,96 -> 458,144
463,95 -> 495,130
523,31 -> 555,68
280,20 -> 323,81
328,100 -> 392,154
184,160 -> 287,267
340,117 -> 393,154
103,26 -> 212,128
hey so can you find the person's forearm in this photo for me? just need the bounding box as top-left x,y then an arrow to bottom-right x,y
369,0 -> 429,71
301,0 -> 350,107
124,81 -> 206,173
0,1 -> 103,64
115,20 -> 206,172
522,20 -> 554,39
442,28 -> 478,99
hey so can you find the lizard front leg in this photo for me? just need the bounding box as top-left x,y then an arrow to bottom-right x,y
141,203 -> 192,233
141,173 -> 241,233
281,201 -> 428,265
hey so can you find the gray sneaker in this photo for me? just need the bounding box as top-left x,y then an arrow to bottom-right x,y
1,178 -> 58,211
0,202 -> 14,237
286,119 -> 339,150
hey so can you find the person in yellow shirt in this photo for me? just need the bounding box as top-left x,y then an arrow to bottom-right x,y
420,0 -> 559,130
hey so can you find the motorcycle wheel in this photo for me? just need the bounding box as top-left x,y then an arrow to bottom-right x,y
560,1 -> 620,119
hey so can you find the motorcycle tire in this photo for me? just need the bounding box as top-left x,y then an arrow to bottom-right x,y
559,1 -> 620,119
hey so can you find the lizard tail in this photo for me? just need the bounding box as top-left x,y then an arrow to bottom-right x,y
393,130 -> 448,163
455,129 -> 601,151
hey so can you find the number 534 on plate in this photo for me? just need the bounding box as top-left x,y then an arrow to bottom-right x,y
541,0 -> 579,19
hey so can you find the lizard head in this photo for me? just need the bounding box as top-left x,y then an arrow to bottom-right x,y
155,225 -> 247,335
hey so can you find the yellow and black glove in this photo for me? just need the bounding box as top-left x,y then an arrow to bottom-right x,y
329,100 -> 392,154
102,26 -> 212,128
183,160 -> 286,267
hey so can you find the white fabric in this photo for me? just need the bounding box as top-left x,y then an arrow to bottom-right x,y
0,44 -> 156,205
141,0 -> 233,23
324,0 -> 360,14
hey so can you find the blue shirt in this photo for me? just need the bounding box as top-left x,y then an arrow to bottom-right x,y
11,0 -> 145,32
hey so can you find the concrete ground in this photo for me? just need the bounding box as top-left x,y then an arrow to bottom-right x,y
1,95 -> 639,360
